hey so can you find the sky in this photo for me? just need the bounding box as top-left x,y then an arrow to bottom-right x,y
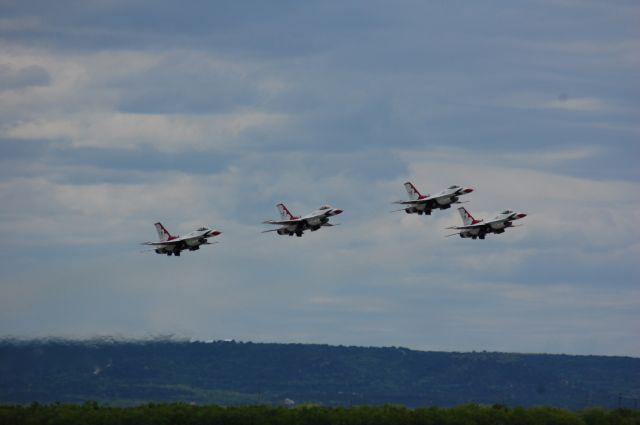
0,0 -> 639,356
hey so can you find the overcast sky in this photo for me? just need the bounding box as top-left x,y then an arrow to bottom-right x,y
1,0 -> 638,356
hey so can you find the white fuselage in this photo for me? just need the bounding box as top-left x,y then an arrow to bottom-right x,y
433,187 -> 463,206
266,205 -> 343,237
150,227 -> 221,255
458,211 -> 526,239
399,184 -> 473,215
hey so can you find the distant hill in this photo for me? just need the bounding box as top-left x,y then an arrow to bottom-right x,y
1,340 -> 638,409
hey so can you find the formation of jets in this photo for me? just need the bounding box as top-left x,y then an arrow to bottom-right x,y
142,181 -> 526,256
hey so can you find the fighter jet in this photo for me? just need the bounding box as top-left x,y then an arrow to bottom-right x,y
393,181 -> 474,215
446,207 -> 527,239
262,203 -> 343,237
141,222 -> 221,256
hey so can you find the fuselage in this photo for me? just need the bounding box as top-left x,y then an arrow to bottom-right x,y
458,210 -> 526,239
268,205 -> 343,237
401,184 -> 473,215
153,227 -> 221,255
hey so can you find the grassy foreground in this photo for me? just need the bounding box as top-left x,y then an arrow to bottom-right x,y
0,403 -> 639,425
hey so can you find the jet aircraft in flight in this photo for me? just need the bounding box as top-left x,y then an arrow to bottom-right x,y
142,222 -> 221,256
393,182 -> 474,215
263,203 -> 343,237
446,207 -> 526,239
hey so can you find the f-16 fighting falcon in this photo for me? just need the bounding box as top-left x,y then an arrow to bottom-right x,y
446,207 -> 527,240
392,181 -> 474,215
262,203 -> 343,237
142,222 -> 221,256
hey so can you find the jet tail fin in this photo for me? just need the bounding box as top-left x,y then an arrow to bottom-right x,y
404,181 -> 424,200
276,203 -> 298,220
457,207 -> 481,225
154,222 -> 176,242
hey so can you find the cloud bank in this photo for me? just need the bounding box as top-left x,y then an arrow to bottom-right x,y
1,0 -> 639,356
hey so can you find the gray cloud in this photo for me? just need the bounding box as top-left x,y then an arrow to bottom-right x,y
0,64 -> 50,89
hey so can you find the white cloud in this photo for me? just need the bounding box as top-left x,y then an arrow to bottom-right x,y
0,45 -> 291,151
5,110 -> 289,151
0,173 -> 228,245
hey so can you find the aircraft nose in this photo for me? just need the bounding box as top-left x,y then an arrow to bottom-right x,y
463,187 -> 474,193
210,230 -> 222,236
516,213 -> 527,219
332,208 -> 343,215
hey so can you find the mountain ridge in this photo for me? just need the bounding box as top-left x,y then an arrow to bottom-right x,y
1,339 -> 638,409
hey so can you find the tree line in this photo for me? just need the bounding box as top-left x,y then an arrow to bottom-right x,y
1,403 -> 639,425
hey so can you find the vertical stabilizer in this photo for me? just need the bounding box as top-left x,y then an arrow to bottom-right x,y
404,182 -> 424,200
277,203 -> 297,220
458,207 -> 480,225
154,222 -> 175,241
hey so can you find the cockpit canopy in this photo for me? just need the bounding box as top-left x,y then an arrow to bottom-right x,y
318,205 -> 331,210
501,210 -> 513,215
448,185 -> 460,189
197,227 -> 208,231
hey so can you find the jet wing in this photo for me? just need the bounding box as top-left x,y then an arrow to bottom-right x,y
391,198 -> 436,212
300,211 -> 322,220
393,198 -> 433,205
142,239 -> 182,246
428,192 -> 456,202
448,214 -> 510,231
477,217 -> 510,227
448,217 -> 519,231
447,222 -> 488,231
399,191 -> 464,205
141,235 -> 196,245
262,218 -> 303,226
444,222 -> 488,238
